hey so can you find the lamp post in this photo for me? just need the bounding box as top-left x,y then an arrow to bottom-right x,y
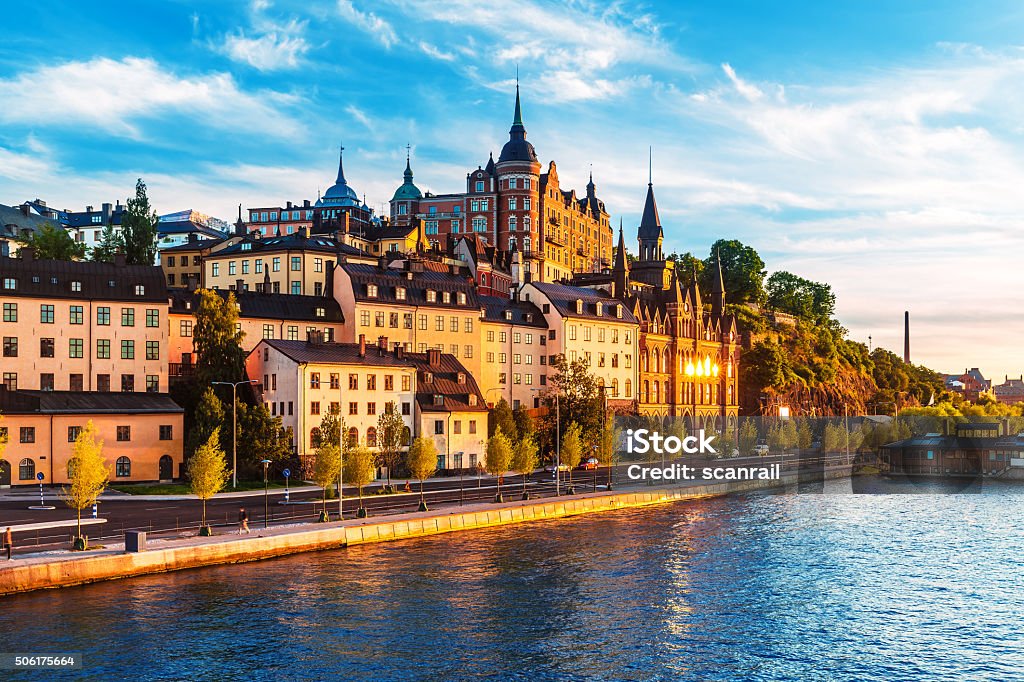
261,459 -> 271,529
531,386 -> 559,496
211,380 -> 258,489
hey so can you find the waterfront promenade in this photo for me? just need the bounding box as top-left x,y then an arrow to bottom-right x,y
0,466 -> 852,597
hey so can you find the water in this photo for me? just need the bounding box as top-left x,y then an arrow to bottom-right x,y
2,478 -> 1022,681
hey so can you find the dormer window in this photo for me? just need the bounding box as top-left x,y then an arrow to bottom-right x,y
575,299 -> 583,315
427,290 -> 437,303
315,307 -> 325,318
457,373 -> 466,384
433,394 -> 444,406
615,304 -> 622,319
396,287 -> 406,300
367,284 -> 378,298
443,291 -> 451,304
596,302 -> 603,317
425,372 -> 433,383
457,292 -> 466,305
2,278 -> 15,290
525,314 -> 532,323
135,285 -> 145,295
241,243 -> 252,251
469,394 -> 478,406
504,311 -> 513,321
109,280 -> 116,288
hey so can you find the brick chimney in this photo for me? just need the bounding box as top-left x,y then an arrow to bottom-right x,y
20,246 -> 35,262
358,334 -> 366,357
427,348 -> 441,367
393,342 -> 404,360
377,336 -> 388,354
235,279 -> 245,292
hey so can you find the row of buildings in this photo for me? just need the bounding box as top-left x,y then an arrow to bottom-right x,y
943,368 -> 1024,405
0,87 -> 740,486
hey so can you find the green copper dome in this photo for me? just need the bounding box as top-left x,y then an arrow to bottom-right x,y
391,155 -> 422,201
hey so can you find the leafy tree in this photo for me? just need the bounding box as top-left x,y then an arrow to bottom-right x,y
512,405 -> 535,443
62,421 -> 109,549
560,421 -> 583,488
345,443 -> 376,517
406,436 -> 437,511
705,239 -> 766,306
595,414 -> 619,488
512,433 -> 538,498
188,429 -> 230,535
376,402 -> 405,489
312,439 -> 341,521
666,252 -> 706,290
193,289 -> 246,386
120,178 -> 159,265
187,387 -> 226,457
90,223 -> 123,263
17,223 -> 87,261
797,419 -> 813,450
766,271 -> 836,323
489,398 -> 517,439
739,420 -> 759,456
546,356 -> 603,445
237,401 -> 293,474
486,427 -> 514,501
313,407 -> 342,451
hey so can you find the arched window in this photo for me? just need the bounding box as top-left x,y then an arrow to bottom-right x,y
611,378 -> 619,397
653,348 -> 661,373
19,458 -> 35,481
402,426 -> 412,446
366,427 -> 378,448
643,380 -> 650,403
115,456 -> 131,478
310,427 -> 321,449
625,379 -> 632,398
347,427 -> 359,447
653,382 -> 660,404
664,381 -> 671,404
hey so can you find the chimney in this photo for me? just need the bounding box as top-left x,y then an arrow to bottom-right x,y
102,202 -> 112,220
114,251 -> 126,267
904,311 -> 910,364
378,255 -> 389,270
20,204 -> 30,216
393,342 -> 404,360
286,201 -> 293,209
378,336 -> 388,352
358,334 -> 366,357
20,246 -> 34,262
236,279 -> 245,292
304,199 -> 310,208
298,226 -> 308,239
187,232 -> 198,243
427,348 -> 441,367
86,205 -> 94,213
449,264 -> 460,276
186,274 -> 199,291
307,329 -> 323,345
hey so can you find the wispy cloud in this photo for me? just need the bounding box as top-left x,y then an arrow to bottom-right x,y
0,57 -> 303,138
337,1 -> 397,48
221,19 -> 310,71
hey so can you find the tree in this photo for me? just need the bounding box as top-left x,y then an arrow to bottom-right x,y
236,402 -> 293,475
595,415 -> 619,488
376,403 -> 405,490
120,178 -> 159,265
489,398 -> 517,439
739,420 -> 759,456
17,223 -> 87,261
187,387 -> 226,457
312,440 -> 341,522
560,422 -> 583,489
486,427 -> 514,501
546,355 -> 603,444
705,239 -> 767,306
512,433 -> 538,499
90,223 -> 123,263
187,429 -> 229,536
766,271 -> 836,323
512,405 -> 535,443
62,421 -> 109,549
345,443 -> 376,517
797,419 -> 813,450
406,436 -> 437,511
193,289 -> 246,386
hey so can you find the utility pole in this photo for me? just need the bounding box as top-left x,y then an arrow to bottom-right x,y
212,380 -> 258,489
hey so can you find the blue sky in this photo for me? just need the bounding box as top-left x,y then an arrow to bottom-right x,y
2,1 -> 1023,383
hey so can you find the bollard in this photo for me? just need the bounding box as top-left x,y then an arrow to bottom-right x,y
91,503 -> 98,519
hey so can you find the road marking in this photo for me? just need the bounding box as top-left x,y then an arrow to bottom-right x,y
144,506 -> 177,511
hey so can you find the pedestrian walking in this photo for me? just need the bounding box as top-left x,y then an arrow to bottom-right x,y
239,508 -> 250,534
4,527 -> 12,560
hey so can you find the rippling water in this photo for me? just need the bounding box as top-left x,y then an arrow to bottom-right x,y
2,477 -> 1022,681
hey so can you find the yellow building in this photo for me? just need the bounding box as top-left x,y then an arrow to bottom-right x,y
478,295 -> 549,410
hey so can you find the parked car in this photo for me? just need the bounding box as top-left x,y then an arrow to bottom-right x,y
753,444 -> 770,456
578,457 -> 599,471
544,464 -> 571,473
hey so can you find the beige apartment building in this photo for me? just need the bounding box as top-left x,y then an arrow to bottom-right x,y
0,252 -> 169,393
478,295 -> 549,410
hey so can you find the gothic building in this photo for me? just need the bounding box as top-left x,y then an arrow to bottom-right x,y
388,86 -> 612,282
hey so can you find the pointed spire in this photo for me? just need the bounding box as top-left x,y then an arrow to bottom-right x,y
404,143 -> 413,181
691,262 -> 703,309
638,147 -> 663,243
512,80 -> 524,128
336,142 -> 346,184
613,220 -> 628,272
612,219 -> 629,300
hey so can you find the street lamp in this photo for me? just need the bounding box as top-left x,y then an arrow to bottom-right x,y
261,459 -> 271,529
530,386 -> 559,496
211,379 -> 259,489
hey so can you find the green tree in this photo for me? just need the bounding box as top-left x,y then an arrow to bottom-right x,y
193,289 -> 246,386
595,414 -> 619,488
90,223 -> 123,263
406,436 -> 437,511
489,398 -> 517,439
560,421 -> 583,489
705,239 -> 767,306
17,223 -> 87,261
312,439 -> 341,521
376,403 -> 405,490
766,271 -> 836,323
345,443 -> 376,517
797,419 -> 813,450
547,356 -> 603,444
188,429 -> 230,535
120,178 -> 159,265
62,421 -> 110,549
512,433 -> 538,499
237,401 -> 293,473
486,427 -> 514,501
738,420 -> 759,456
187,387 -> 226,457
512,405 -> 535,443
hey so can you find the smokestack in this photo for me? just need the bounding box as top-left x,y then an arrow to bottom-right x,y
904,311 -> 910,364
358,334 -> 366,357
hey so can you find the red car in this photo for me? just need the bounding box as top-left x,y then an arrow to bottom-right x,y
577,457 -> 599,471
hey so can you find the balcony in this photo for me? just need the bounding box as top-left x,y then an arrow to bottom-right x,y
415,212 -> 461,220
169,363 -> 195,378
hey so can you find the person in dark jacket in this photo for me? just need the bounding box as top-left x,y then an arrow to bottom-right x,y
238,509 -> 250,534
4,527 -> 12,560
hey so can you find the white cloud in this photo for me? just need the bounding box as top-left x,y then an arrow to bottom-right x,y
337,1 -> 397,48
419,41 -> 455,62
221,19 -> 310,71
346,105 -> 375,132
0,57 -> 302,139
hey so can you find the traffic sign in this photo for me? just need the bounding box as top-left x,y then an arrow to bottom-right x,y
282,468 -> 291,478
36,472 -> 44,481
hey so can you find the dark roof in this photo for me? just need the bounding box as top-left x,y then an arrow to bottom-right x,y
883,433 -> 1024,450
0,389 -> 182,415
159,236 -> 227,252
213,233 -> 364,257
0,255 -> 167,302
169,289 -> 343,323
497,85 -> 538,164
529,282 -> 638,323
341,262 -> 479,309
157,219 -> 227,239
0,203 -> 55,238
638,183 -> 663,241
408,352 -> 487,413
478,295 -> 547,327
255,339 -> 417,367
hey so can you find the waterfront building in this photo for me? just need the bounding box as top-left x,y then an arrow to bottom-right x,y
0,387 -> 184,486
0,251 -> 169,393
167,288 -> 345,383
994,375 -> 1024,405
245,336 -> 486,472
478,294 -> 548,410
883,421 -> 1024,477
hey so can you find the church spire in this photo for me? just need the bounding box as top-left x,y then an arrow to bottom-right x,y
336,142 -> 347,185
512,81 -> 524,129
637,149 -> 664,261
612,219 -> 629,301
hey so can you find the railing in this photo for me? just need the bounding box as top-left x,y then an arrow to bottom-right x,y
416,212 -> 461,220
169,363 -> 195,377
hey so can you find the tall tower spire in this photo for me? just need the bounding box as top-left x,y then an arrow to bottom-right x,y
512,81 -> 524,129
638,149 -> 663,261
336,142 -> 346,184
612,218 -> 629,301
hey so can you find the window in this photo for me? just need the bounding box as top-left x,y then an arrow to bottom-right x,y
69,305 -> 83,324
426,290 -> 437,303
121,340 -> 135,359
272,257 -> 281,272
69,338 -> 84,358
212,263 -> 220,277
384,375 -> 394,391
349,374 -> 359,390
418,314 -> 427,330
19,458 -> 35,480
436,316 -> 444,331
135,285 -> 145,296
117,426 -> 131,441
255,259 -> 263,274
349,402 -> 358,416
3,303 -> 17,322
401,375 -> 411,391
116,457 -> 131,478
121,374 -> 135,392
96,339 -> 111,359
291,282 -> 301,295
435,420 -> 444,435
375,312 -> 385,327
40,304 -> 54,323
310,401 -> 321,416
180,320 -> 193,337
367,375 -> 377,390
311,373 -> 320,389
40,373 -> 54,391
2,277 -> 15,290
146,309 -> 160,327
291,256 -> 301,271
263,324 -> 275,340
2,337 -> 16,357
146,341 -> 160,360
367,402 -> 376,416
158,425 -> 173,441
96,307 -> 110,325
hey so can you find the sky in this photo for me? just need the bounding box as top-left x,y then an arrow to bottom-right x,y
1,0 -> 1022,383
